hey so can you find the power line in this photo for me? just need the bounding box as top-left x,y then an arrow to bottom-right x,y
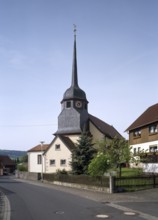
0,123 -> 57,128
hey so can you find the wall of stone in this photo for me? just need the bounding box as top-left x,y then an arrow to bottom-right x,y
16,171 -> 40,180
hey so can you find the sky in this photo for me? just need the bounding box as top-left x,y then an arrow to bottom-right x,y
0,0 -> 158,151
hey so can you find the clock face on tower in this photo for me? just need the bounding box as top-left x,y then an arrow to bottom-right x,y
75,101 -> 82,108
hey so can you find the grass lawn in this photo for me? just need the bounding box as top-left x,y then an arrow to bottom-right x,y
117,167 -> 143,177
108,167 -> 143,177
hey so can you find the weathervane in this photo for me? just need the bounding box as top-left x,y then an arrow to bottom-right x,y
73,24 -> 77,36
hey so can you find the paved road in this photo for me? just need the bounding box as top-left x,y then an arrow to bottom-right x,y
0,176 -> 158,220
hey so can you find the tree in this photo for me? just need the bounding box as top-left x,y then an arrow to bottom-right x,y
71,132 -> 96,175
20,154 -> 28,163
105,137 -> 131,177
88,137 -> 131,177
88,152 -> 110,176
16,155 -> 28,172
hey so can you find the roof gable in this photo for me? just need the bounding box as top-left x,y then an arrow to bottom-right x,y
44,135 -> 75,154
28,144 -> 49,152
126,103 -> 158,131
88,114 -> 122,139
59,135 -> 75,152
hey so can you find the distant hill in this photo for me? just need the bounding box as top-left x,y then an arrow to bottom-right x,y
0,149 -> 27,160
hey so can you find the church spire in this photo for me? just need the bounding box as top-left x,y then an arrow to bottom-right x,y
56,26 -> 89,135
71,24 -> 78,87
61,25 -> 88,103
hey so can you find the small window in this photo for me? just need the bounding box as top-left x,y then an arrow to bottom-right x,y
133,148 -> 137,155
66,101 -> 71,108
150,146 -> 157,153
133,129 -> 141,138
37,155 -> 42,164
60,159 -> 66,166
55,144 -> 60,150
149,124 -> 158,134
50,160 -> 56,166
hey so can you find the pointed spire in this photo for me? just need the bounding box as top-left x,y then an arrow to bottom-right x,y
71,24 -> 79,87
61,25 -> 88,103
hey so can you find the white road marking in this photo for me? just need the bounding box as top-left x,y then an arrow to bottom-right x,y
96,214 -> 109,218
124,211 -> 136,216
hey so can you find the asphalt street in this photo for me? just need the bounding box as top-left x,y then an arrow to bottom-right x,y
0,176 -> 158,220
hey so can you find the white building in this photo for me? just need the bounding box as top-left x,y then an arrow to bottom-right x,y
28,144 -> 49,173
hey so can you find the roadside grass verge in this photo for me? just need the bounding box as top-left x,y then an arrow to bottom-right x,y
120,167 -> 143,177
109,167 -> 143,177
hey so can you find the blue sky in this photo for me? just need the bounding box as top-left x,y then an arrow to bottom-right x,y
0,0 -> 158,150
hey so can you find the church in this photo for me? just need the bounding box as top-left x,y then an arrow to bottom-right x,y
28,30 -> 122,173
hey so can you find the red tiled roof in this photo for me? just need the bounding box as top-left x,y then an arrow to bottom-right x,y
126,103 -> 158,131
27,144 -> 49,152
89,114 -> 122,139
0,155 -> 15,166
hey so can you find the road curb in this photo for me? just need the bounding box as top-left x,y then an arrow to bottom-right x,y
0,191 -> 11,220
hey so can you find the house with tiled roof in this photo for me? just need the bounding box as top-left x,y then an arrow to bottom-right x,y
0,155 -> 16,175
126,103 -> 158,155
28,144 -> 49,173
28,30 -> 122,173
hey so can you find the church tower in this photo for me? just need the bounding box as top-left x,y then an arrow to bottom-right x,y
56,27 -> 89,135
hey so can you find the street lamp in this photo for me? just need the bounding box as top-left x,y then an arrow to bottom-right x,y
40,141 -> 45,182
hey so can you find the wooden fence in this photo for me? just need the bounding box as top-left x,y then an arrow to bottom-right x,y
43,173 -> 109,188
114,175 -> 158,192
17,172 -> 158,193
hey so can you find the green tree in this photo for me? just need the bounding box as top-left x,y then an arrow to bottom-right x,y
16,157 -> 20,164
20,154 -> 28,163
88,152 -> 110,176
105,137 -> 131,177
88,137 -> 131,177
71,133 -> 96,175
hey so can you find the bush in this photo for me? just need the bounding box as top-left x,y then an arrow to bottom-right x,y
88,153 -> 110,176
17,164 -> 28,172
56,169 -> 68,175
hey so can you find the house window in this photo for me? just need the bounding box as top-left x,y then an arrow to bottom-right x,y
150,146 -> 157,153
55,144 -> 60,150
50,160 -> 56,166
133,148 -> 137,155
149,124 -> 158,134
66,101 -> 71,108
60,159 -> 66,166
133,129 -> 141,138
37,155 -> 42,164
